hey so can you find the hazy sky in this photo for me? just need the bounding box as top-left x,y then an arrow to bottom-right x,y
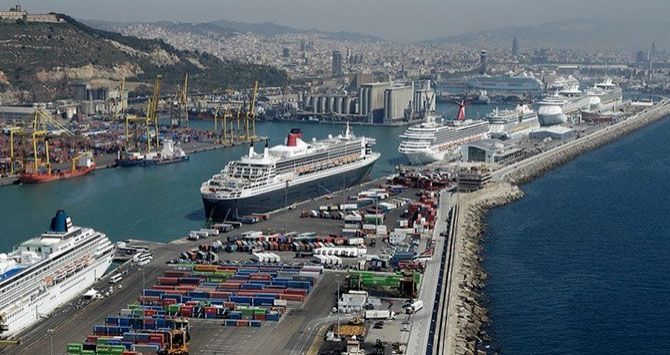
7,0 -> 670,41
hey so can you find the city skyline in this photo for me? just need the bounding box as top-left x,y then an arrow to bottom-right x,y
6,0 -> 670,41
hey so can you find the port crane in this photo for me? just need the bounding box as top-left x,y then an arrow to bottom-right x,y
27,110 -> 74,174
146,75 -> 162,152
241,81 -> 259,142
171,73 -> 189,128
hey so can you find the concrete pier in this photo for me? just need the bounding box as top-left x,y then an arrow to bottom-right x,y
445,100 -> 670,354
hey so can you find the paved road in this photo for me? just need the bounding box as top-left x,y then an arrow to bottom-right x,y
405,190 -> 453,355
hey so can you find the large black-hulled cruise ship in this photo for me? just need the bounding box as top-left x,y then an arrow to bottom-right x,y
200,125 -> 379,220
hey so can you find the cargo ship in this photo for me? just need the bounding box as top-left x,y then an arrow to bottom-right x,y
201,125 -> 380,220
0,210 -> 114,339
19,153 -> 95,184
116,139 -> 189,167
398,103 -> 490,165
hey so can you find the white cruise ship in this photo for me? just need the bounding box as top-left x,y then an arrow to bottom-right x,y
398,105 -> 490,165
0,211 -> 114,338
537,79 -> 591,126
585,78 -> 623,109
487,104 -> 540,139
201,124 -> 380,220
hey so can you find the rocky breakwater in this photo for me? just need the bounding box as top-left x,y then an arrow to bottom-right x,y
448,182 -> 524,354
502,99 -> 670,185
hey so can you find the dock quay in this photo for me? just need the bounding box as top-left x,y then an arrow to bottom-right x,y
1,172 -> 448,355
0,175 -> 17,186
438,100 -> 670,354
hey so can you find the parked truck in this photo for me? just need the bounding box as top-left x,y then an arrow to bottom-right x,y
364,310 -> 396,320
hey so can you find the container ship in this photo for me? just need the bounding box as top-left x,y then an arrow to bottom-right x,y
398,103 -> 490,165
19,153 -> 95,184
0,210 -> 114,339
487,104 -> 540,139
201,125 -> 380,220
116,139 -> 189,167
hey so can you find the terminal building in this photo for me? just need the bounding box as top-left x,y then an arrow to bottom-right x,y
529,126 -> 575,140
461,139 -> 526,164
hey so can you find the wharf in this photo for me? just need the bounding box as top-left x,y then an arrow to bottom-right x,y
437,100 -> 670,354
0,175 -> 18,186
1,175 -> 396,354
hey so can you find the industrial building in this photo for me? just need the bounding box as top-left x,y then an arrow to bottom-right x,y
383,85 -> 414,123
412,80 -> 436,117
359,82 -> 391,122
461,139 -> 526,164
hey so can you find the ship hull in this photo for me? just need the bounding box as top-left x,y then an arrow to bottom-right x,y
400,149 -> 445,165
203,160 -> 376,220
2,252 -> 113,338
19,165 -> 96,184
116,156 -> 189,167
537,112 -> 568,126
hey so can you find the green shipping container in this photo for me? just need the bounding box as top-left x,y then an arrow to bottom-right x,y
67,343 -> 83,352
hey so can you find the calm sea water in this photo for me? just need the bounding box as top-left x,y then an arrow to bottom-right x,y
483,117 -> 670,354
0,102 -> 503,249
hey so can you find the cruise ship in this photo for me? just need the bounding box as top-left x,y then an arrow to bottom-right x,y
0,211 -> 114,338
201,125 -> 380,220
585,78 -> 623,108
537,79 -> 591,126
487,104 -> 540,139
466,72 -> 544,93
398,104 -> 490,165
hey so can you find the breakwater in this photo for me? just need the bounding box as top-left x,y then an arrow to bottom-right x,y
447,183 -> 524,354
497,99 -> 670,184
448,100 -> 670,354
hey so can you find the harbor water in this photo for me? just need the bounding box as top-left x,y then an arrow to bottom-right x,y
0,102 -> 504,248
483,117 -> 670,353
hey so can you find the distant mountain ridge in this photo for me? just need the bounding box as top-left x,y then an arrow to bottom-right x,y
422,17 -> 667,50
84,18 -> 385,42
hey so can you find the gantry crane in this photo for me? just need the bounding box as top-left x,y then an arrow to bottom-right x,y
171,73 -> 189,128
146,75 -> 162,152
247,80 -> 259,142
28,109 -> 73,174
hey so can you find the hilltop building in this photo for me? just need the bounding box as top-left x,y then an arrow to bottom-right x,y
0,5 -> 62,23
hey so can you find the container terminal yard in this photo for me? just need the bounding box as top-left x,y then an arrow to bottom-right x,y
1,97 -> 669,355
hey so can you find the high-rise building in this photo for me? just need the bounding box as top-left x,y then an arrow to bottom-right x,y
332,50 -> 343,77
479,50 -> 488,74
512,35 -> 519,56
282,48 -> 290,58
651,41 -> 657,58
300,39 -> 306,52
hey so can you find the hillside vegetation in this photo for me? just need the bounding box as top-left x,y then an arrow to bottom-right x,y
0,15 -> 288,101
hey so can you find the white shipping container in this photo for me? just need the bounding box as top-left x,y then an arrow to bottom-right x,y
273,299 -> 288,307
